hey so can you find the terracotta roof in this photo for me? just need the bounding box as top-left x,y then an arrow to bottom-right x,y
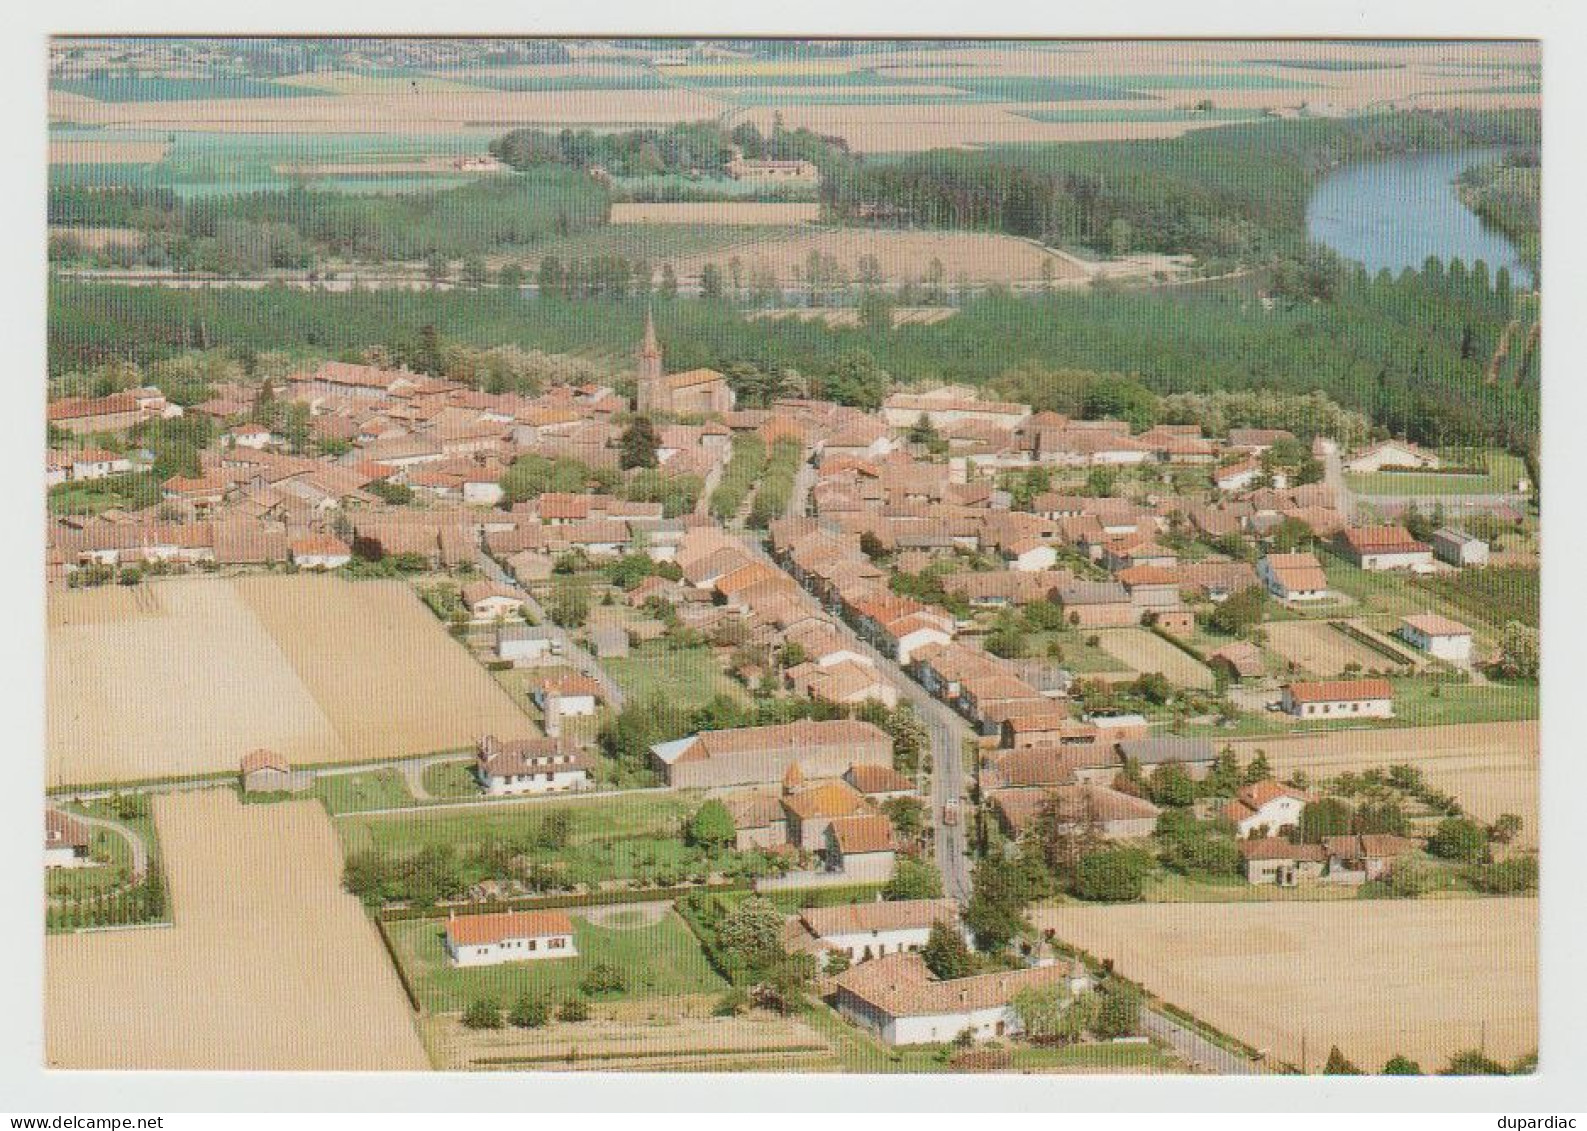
45,809 -> 90,850
240,748 -> 289,774
834,952 -> 1074,1018
827,814 -> 898,854
845,763 -> 915,795
799,898 -> 957,937
445,910 -> 574,946
782,781 -> 870,821
536,672 -> 602,699
1235,779 -> 1311,810
1285,679 -> 1394,704
1340,525 -> 1430,554
1400,613 -> 1472,638
1238,837 -> 1326,863
1322,834 -> 1421,860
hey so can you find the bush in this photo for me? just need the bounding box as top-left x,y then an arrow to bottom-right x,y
1428,816 -> 1490,864
1441,1049 -> 1509,1076
1466,854 -> 1538,894
556,998 -> 590,1022
462,998 -> 502,1029
1324,1045 -> 1363,1075
1382,1054 -> 1422,1075
1073,849 -> 1151,902
509,993 -> 550,1029
1092,980 -> 1142,1039
579,962 -> 628,997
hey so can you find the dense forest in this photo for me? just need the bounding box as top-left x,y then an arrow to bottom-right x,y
47,169 -> 609,272
1458,148 -> 1541,277
489,118 -> 853,179
822,110 -> 1541,263
49,254 -> 1537,451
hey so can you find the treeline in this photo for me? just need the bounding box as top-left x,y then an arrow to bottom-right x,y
1457,148 -> 1540,277
50,257 -> 1537,449
822,110 -> 1540,263
490,117 -> 852,179
47,169 -> 608,272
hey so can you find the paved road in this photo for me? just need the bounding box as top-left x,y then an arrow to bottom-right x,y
1318,438 -> 1356,523
475,533 -> 626,709
64,809 -> 148,878
1140,1006 -> 1266,1075
737,534 -> 974,904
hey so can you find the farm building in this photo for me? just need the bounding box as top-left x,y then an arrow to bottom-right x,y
1239,838 -> 1327,886
1343,440 -> 1441,474
989,784 -> 1160,839
238,748 -> 304,794
1207,641 -> 1264,681
462,581 -> 525,620
844,762 -> 916,801
1398,614 -> 1475,665
650,719 -> 891,789
1431,527 -> 1491,568
288,534 -> 351,570
725,156 -> 820,182
832,952 -> 1089,1047
443,910 -> 577,968
475,734 -> 591,796
790,899 -> 962,969
1055,581 -> 1139,628
824,815 -> 899,880
1280,679 -> 1395,720
496,624 -> 561,663
724,793 -> 789,851
1320,835 -> 1422,884
44,809 -> 91,869
1335,526 -> 1434,571
1258,553 -> 1330,601
782,779 -> 874,850
1117,737 -> 1217,779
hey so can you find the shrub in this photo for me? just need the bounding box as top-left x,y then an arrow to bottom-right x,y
556,998 -> 591,1022
1466,854 -> 1538,894
1428,816 -> 1490,864
1382,1054 -> 1422,1075
1092,980 -> 1142,1039
509,993 -> 550,1029
462,997 -> 502,1030
579,962 -> 628,997
1073,848 -> 1151,902
1323,1045 -> 1363,1075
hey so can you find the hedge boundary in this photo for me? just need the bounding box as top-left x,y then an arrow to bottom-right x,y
377,880 -> 753,923
1328,620 -> 1418,668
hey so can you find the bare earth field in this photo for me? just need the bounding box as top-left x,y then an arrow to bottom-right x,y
46,790 -> 428,1069
671,227 -> 1088,286
47,575 -> 536,785
747,306 -> 959,328
1232,721 -> 1539,849
1034,898 -> 1537,1072
48,225 -> 143,249
1265,620 -> 1396,677
48,137 -> 168,164
610,201 -> 822,225
1094,628 -> 1214,689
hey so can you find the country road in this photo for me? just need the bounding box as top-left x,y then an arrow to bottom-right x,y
1140,1007 -> 1266,1075
736,532 -> 974,904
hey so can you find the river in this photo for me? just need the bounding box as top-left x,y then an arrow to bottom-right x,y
1306,146 -> 1534,289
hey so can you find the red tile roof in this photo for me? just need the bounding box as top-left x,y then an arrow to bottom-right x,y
445,910 -> 574,946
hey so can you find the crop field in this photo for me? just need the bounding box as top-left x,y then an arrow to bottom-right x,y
746,306 -> 959,328
670,227 -> 1089,287
1033,898 -> 1536,1072
46,790 -> 428,1069
49,137 -> 168,165
387,910 -> 726,1013
426,994 -> 839,1072
609,201 -> 822,225
1093,628 -> 1214,689
48,225 -> 143,249
1264,620 -> 1401,677
46,576 -> 537,786
1234,720 -> 1538,848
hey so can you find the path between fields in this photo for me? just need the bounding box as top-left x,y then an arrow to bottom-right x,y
1140,1007 -> 1265,1075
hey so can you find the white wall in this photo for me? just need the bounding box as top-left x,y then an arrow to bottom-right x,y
446,933 -> 577,967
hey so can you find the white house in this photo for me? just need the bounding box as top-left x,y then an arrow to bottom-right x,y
1006,539 -> 1058,573
462,581 -> 526,621
532,672 -> 602,737
288,534 -> 352,570
1280,679 -> 1395,720
794,899 -> 961,969
44,809 -> 92,869
1337,526 -> 1435,572
1398,613 -> 1474,665
227,423 -> 278,450
463,475 -> 505,507
1220,779 -> 1311,838
1215,458 -> 1260,492
443,909 -> 577,967
1257,552 -> 1329,601
1431,527 -> 1490,568
475,734 -> 591,795
833,952 -> 1090,1046
67,449 -> 135,481
497,624 -> 562,663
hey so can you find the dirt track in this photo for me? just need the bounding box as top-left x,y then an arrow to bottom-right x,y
46,790 -> 429,1070
1035,898 -> 1537,1072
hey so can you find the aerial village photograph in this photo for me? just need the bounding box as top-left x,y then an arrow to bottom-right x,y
31,29 -> 1550,1100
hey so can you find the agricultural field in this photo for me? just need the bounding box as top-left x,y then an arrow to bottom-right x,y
426,994 -> 840,1072
1264,619 -> 1407,678
1033,898 -> 1537,1073
46,576 -> 537,786
1235,720 -> 1538,848
1093,628 -> 1214,689
609,202 -> 822,225
747,306 -> 959,328
48,137 -> 168,165
46,790 -> 428,1069
386,908 -> 726,1013
1346,451 -> 1528,497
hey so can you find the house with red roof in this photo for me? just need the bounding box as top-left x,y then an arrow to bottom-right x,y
1397,613 -> 1474,665
1220,779 -> 1311,838
1280,679 -> 1394,720
1335,525 -> 1433,571
444,910 -> 577,967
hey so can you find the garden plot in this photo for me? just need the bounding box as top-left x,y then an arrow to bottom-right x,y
1093,628 -> 1214,689
1264,620 -> 1402,678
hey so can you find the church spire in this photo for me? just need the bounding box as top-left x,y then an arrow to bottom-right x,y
635,305 -> 663,410
640,304 -> 661,362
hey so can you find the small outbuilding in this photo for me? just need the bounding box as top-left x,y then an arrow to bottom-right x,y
240,748 -> 306,793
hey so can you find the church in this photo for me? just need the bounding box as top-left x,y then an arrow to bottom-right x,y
633,309 -> 736,416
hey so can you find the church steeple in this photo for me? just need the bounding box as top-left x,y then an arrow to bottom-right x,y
635,306 -> 663,410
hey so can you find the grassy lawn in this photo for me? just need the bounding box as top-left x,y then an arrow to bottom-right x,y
422,760 -> 481,800
387,910 -> 726,1013
309,769 -> 415,814
604,643 -> 747,710
1388,678 -> 1538,727
1139,872 -> 1360,904
1347,452 -> 1526,497
47,826 -> 136,901
47,470 -> 160,516
1024,630 -> 1133,675
337,790 -> 696,856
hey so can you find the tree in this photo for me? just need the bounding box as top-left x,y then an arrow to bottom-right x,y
1382,1054 -> 1423,1075
755,952 -> 818,1015
1206,584 -> 1268,636
509,993 -> 550,1029
1147,763 -> 1195,807
619,415 -> 660,470
1073,848 -> 1150,902
1092,980 -> 1142,1039
498,262 -> 525,288
1428,816 -> 1490,864
580,962 -> 628,997
700,263 -> 725,299
1488,813 -> 1524,845
1493,622 -> 1539,681
1243,751 -> 1272,785
880,797 -> 929,846
883,855 -> 942,901
717,895 -> 785,976
1011,984 -> 1079,1041
921,920 -> 975,980
461,256 -> 489,289
686,799 -> 736,850
462,998 -> 502,1030
1324,1045 -> 1363,1075
1299,798 -> 1354,843
548,580 -> 590,628
1441,1050 -> 1509,1076
658,264 -> 678,298
964,856 -> 1031,952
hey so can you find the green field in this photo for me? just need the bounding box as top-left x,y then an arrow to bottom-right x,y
1347,452 -> 1527,497
1413,566 -> 1539,629
337,790 -> 695,857
603,644 -> 748,711
422,760 -> 483,800
309,769 -> 415,814
388,910 -> 726,1012
47,471 -> 160,516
